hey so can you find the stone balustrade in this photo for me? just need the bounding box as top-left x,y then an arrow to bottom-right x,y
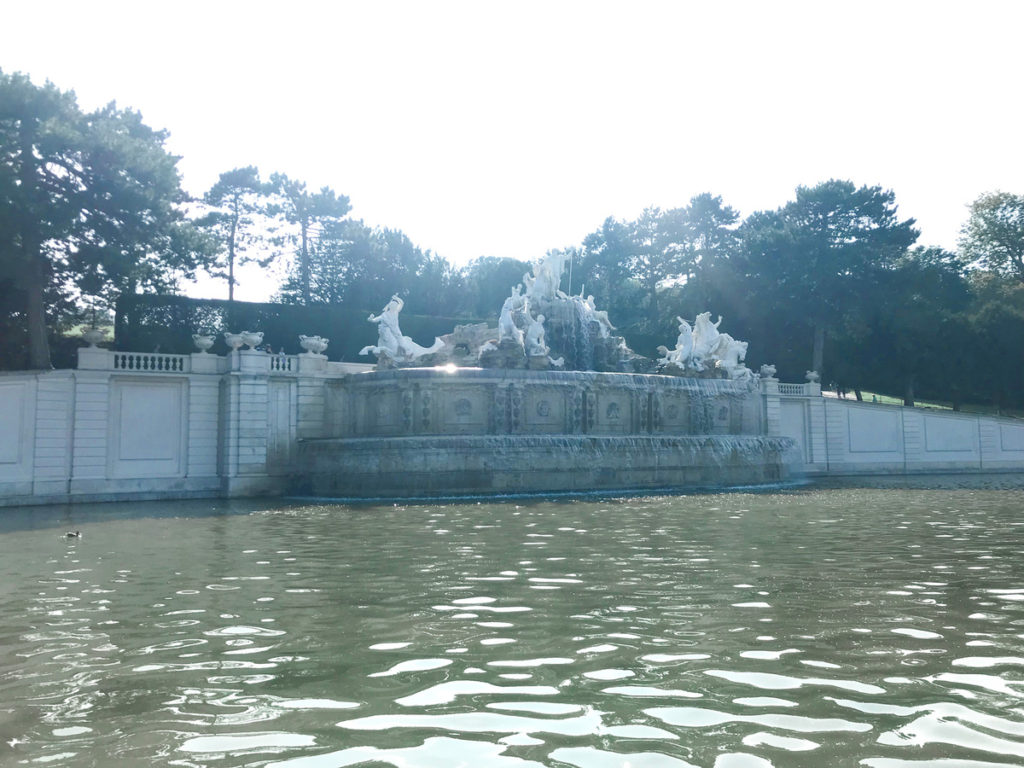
112,351 -> 190,372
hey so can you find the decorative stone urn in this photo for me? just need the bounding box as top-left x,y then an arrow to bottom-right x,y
81,327 -> 105,347
223,332 -> 245,351
240,331 -> 264,349
299,335 -> 329,355
805,370 -> 820,383
759,363 -> 777,380
192,333 -> 215,354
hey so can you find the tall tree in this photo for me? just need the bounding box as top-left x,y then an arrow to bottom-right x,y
579,208 -> 689,331
269,173 -> 351,304
0,70 -> 206,369
836,247 -> 970,405
275,219 -> 451,313
199,166 -> 275,301
679,192 -> 741,280
626,206 -> 690,328
959,191 -> 1024,281
0,72 -> 75,368
579,217 -> 638,320
960,272 -> 1024,412
736,180 -> 919,377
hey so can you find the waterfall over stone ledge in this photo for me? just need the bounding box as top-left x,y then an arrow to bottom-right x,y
292,368 -> 799,498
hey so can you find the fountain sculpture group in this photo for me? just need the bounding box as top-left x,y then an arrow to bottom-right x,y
294,253 -> 796,498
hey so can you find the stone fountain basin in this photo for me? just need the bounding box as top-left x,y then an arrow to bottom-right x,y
323,367 -> 766,439
293,367 -> 797,498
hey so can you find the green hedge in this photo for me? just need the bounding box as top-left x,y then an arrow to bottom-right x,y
114,295 -> 477,361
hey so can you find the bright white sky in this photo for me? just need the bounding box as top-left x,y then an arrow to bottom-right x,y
3,0 -> 1022,301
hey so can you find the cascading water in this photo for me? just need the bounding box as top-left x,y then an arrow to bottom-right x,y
571,299 -> 593,372
293,368 -> 800,499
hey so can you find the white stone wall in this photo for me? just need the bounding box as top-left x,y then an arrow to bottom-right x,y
3,360 -> 1023,507
776,393 -> 1024,476
0,374 -> 39,496
33,372 -> 74,497
0,348 -> 379,506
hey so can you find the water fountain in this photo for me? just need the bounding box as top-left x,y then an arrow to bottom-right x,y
292,255 -> 797,498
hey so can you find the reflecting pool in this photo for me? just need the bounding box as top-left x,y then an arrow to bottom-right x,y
2,481 -> 1024,767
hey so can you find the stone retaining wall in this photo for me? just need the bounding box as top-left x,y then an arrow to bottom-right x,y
3,351 -> 1024,507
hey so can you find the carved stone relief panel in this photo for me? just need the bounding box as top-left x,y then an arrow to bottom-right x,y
441,388 -> 489,434
657,392 -> 690,434
593,392 -> 630,434
712,399 -> 732,433
491,385 -> 509,434
360,389 -> 405,436
522,387 -> 566,433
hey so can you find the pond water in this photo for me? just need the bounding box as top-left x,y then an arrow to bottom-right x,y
2,483 -> 1024,767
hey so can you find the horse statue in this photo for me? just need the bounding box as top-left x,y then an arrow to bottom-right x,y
690,312 -> 723,370
712,333 -> 752,380
524,250 -> 569,302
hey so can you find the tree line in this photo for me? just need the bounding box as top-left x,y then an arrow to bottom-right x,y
3,71 -> 1023,410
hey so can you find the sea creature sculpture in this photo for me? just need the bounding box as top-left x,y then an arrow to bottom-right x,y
360,295 -> 444,363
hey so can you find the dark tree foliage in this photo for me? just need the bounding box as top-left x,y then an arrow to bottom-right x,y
960,272 -> 1024,412
575,195 -> 742,338
456,256 -> 533,318
578,207 -> 691,329
730,180 -> 919,379
577,217 -> 644,328
0,70 -> 208,369
115,294 -> 463,361
276,218 -> 461,317
677,192 -> 741,281
828,247 -> 971,405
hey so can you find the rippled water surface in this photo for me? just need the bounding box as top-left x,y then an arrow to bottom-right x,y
3,485 -> 1024,767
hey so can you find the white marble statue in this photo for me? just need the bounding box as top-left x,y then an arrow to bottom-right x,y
525,313 -> 548,357
712,333 -> 752,380
658,311 -> 752,379
672,316 -> 694,365
524,250 -> 569,302
359,295 -> 444,362
657,317 -> 694,367
690,312 -> 723,371
498,286 -> 527,346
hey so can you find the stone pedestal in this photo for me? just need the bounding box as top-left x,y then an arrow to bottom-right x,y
297,353 -> 328,374
190,352 -> 220,374
479,339 -> 527,369
232,349 -> 271,374
527,354 -> 550,370
77,347 -> 109,370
